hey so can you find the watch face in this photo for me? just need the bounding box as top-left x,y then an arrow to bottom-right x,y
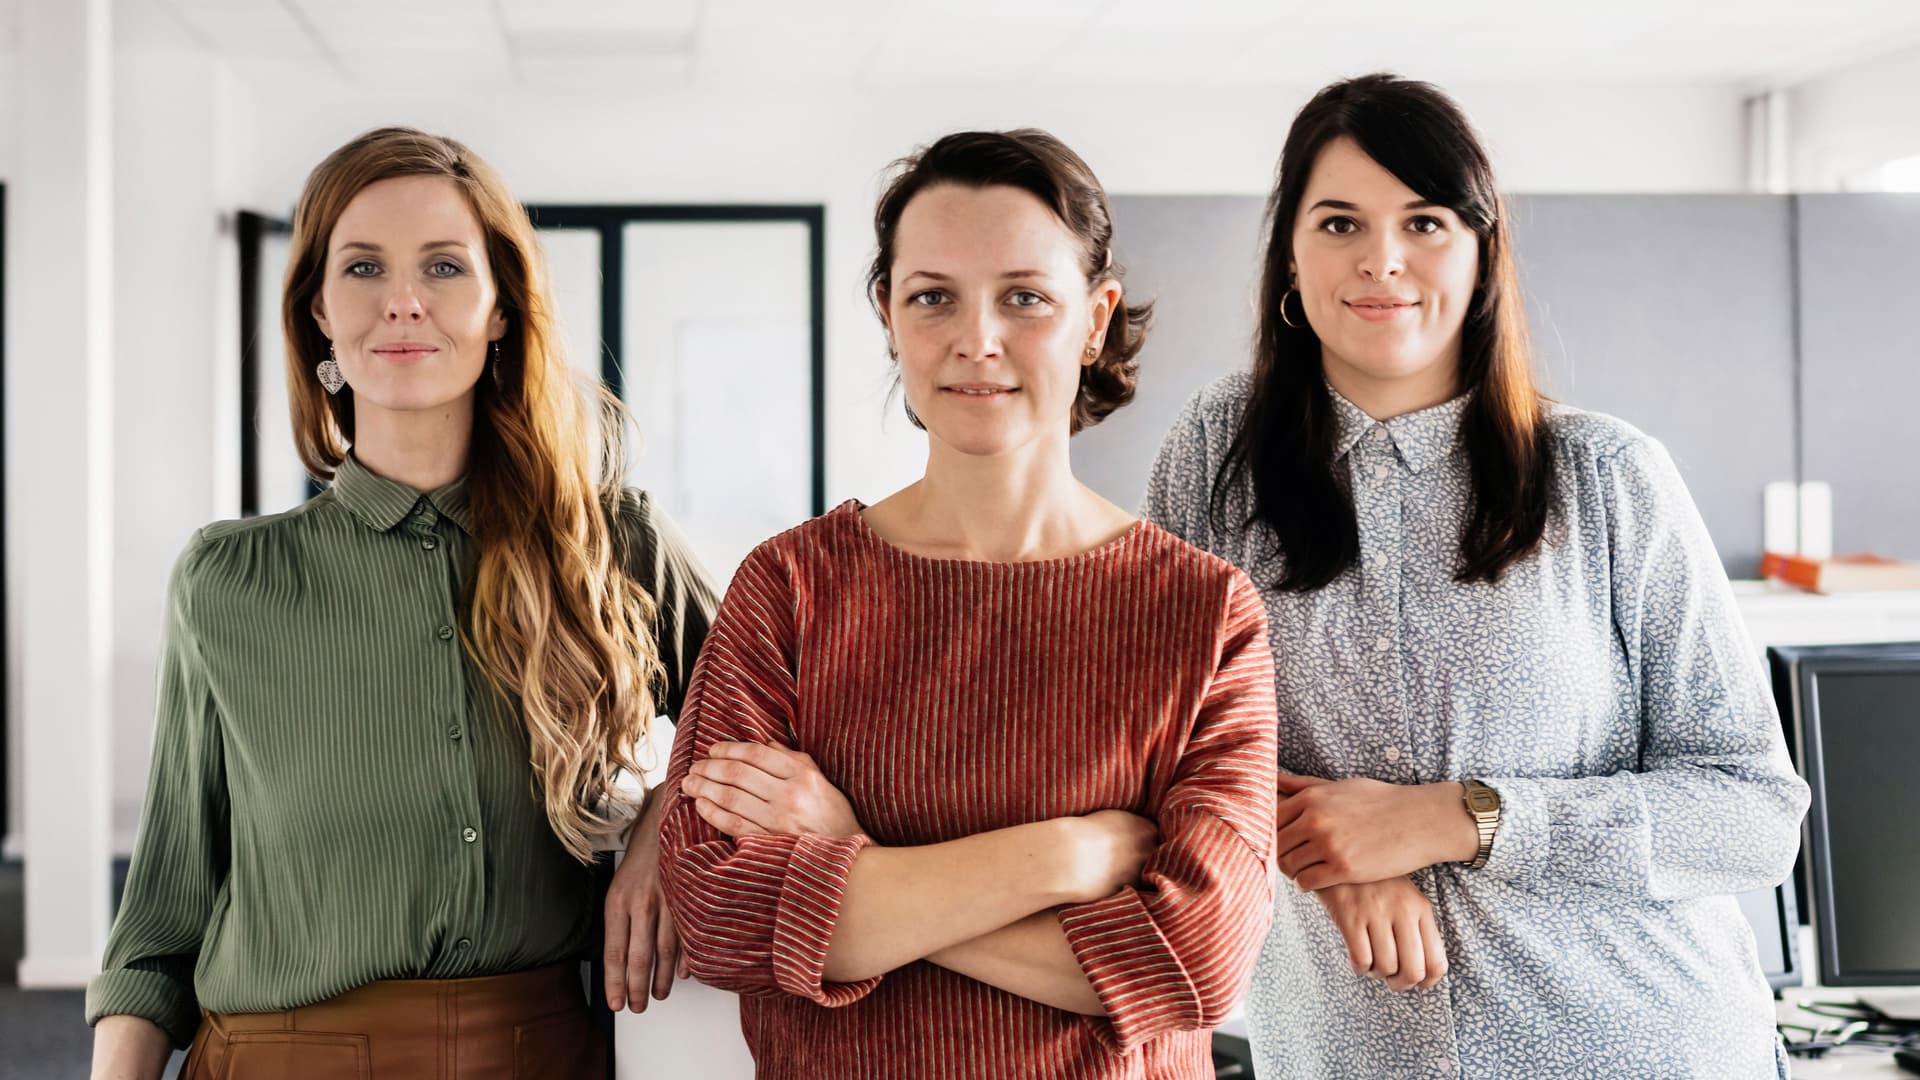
1467,788 -> 1501,814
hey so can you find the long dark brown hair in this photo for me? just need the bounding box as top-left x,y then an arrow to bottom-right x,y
1216,73 -> 1553,591
283,128 -> 663,862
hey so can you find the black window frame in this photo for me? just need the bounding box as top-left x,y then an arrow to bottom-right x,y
524,202 -> 828,516
237,210 -> 295,517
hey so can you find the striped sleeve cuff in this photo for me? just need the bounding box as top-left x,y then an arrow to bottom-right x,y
765,832 -> 882,1005
86,967 -> 201,1049
1057,888 -> 1202,1053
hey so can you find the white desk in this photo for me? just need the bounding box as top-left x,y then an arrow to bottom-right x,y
1732,581 -> 1920,649
1780,986 -> 1919,1078
1787,1052 -> 1913,1079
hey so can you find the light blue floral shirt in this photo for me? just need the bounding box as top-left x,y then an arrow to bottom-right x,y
1143,372 -> 1809,1079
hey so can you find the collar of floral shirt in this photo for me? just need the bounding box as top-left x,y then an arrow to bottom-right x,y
1326,383 -> 1473,476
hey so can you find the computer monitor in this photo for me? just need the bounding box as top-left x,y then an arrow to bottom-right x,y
1735,881 -> 1802,990
1769,642 -> 1920,987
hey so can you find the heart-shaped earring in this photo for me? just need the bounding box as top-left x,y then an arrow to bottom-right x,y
316,343 -> 345,395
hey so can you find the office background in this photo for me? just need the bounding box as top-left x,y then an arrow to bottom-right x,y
4,0 -> 1920,1076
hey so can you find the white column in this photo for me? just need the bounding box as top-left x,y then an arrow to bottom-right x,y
13,0 -> 115,988
1743,88 -> 1790,194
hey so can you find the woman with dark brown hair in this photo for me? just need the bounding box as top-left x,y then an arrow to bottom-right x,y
1144,75 -> 1808,1077
85,127 -> 715,1079
653,129 -> 1280,1079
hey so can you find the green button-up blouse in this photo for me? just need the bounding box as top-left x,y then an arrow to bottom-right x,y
84,455 -> 718,1047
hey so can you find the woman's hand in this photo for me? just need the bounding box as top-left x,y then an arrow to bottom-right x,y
1273,774 -> 1480,890
1313,877 -> 1449,991
1054,809 -> 1159,904
603,787 -> 683,1013
683,741 -> 864,838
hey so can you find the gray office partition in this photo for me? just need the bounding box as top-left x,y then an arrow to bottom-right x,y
1507,195 -> 1799,578
1073,196 -> 1268,513
1794,194 -> 1920,561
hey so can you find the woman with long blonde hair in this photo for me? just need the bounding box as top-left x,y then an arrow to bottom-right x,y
86,127 -> 715,1079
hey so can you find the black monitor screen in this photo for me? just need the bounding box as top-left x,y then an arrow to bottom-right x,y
1809,669 -> 1920,981
1782,643 -> 1920,987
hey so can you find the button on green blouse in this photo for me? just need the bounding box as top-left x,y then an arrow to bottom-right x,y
85,455 -> 718,1047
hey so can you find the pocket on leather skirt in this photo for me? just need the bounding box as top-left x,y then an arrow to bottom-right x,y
512,1007 -> 600,1079
188,1029 -> 371,1080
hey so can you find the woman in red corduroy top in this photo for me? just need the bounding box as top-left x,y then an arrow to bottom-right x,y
657,129 -> 1279,1080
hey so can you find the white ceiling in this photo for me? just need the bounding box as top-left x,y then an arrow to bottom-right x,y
23,0 -> 1920,93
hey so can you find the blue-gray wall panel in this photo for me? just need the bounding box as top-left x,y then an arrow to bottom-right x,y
1794,194 -> 1920,561
1508,194 -> 1797,578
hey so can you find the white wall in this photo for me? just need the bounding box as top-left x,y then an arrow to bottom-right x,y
106,47 -> 230,849
2,69 -> 1746,853
2,37 -> 244,856
1,24 -> 19,855
1787,41 -> 1920,189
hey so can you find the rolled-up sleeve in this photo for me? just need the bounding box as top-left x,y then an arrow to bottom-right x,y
86,534 -> 228,1048
1479,437 -> 1810,899
1057,572 -> 1278,1052
657,543 -> 879,1005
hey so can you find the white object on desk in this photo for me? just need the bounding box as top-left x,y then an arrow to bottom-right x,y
1767,480 -> 1801,555
1799,481 -> 1835,561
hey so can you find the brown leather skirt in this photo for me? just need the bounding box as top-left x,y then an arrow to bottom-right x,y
181,963 -> 605,1080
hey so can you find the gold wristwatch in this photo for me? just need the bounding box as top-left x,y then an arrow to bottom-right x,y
1461,780 -> 1502,870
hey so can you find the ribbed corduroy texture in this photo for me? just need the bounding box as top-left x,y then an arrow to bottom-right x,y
660,501 -> 1278,1080
86,454 -> 717,1048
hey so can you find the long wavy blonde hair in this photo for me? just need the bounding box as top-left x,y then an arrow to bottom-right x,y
282,127 -> 663,862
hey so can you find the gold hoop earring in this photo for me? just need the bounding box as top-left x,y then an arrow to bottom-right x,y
1279,287 -> 1307,331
